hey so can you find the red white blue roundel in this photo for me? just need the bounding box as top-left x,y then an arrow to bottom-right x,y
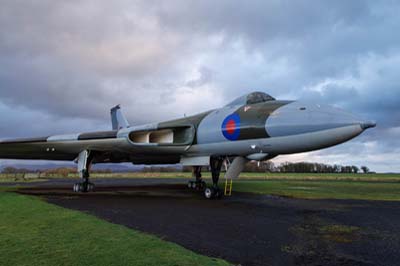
222,113 -> 241,141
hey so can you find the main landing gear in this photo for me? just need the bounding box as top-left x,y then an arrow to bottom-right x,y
73,170 -> 95,192
188,158 -> 224,199
187,166 -> 207,190
73,150 -> 95,192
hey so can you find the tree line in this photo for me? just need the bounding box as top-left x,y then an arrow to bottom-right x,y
1,162 -> 372,174
244,161 -> 371,173
0,167 -> 111,176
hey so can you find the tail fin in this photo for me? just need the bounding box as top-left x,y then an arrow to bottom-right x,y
110,105 -> 130,130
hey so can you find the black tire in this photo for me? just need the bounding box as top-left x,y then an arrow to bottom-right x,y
216,189 -> 223,199
74,183 -> 83,192
88,183 -> 95,192
204,187 -> 213,199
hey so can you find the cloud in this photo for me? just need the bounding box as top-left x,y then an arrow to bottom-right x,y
0,0 -> 399,171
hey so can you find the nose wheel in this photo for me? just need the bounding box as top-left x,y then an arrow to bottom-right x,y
203,157 -> 224,199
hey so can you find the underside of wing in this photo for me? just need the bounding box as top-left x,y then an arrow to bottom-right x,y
0,132 -> 129,162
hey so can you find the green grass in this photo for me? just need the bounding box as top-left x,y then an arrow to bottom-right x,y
2,172 -> 400,182
84,172 -> 400,183
237,172 -> 400,181
2,172 -> 400,201
0,191 -> 229,266
0,178 -> 46,183
231,180 -> 400,201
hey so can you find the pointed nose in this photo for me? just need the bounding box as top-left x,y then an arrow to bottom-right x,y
360,121 -> 376,130
265,101 -> 376,137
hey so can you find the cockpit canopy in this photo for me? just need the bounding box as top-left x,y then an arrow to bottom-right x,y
225,91 -> 276,107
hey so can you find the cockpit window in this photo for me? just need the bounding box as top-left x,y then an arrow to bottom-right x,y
247,92 -> 275,104
226,91 -> 276,107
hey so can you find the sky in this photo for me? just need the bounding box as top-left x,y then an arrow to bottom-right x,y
0,0 -> 399,172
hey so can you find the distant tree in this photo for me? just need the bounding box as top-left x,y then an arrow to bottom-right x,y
361,166 -> 370,174
43,167 -> 76,177
93,169 -> 112,174
333,164 -> 341,173
2,167 -> 17,174
351,166 -> 359,174
263,161 -> 276,172
2,167 -> 31,174
340,165 -> 353,173
182,166 -> 193,172
244,161 -> 263,172
141,166 -> 179,173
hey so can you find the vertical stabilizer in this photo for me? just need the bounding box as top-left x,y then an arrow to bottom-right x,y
110,105 -> 130,130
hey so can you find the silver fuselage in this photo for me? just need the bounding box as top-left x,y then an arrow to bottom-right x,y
0,99 -> 375,165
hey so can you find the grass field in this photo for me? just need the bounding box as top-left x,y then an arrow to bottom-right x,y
2,172 -> 400,201
230,180 -> 400,201
0,191 -> 229,266
1,175 -> 399,265
2,172 -> 400,182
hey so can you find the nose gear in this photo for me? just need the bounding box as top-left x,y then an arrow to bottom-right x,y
203,157 -> 224,199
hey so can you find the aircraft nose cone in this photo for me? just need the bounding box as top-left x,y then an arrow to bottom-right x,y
265,102 -> 376,137
360,121 -> 377,130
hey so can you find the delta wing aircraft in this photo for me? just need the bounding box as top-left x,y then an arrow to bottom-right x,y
0,92 -> 375,198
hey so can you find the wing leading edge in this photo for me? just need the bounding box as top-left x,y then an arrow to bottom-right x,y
0,131 -> 126,161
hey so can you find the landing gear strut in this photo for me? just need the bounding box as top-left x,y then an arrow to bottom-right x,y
73,150 -> 95,192
188,166 -> 206,190
204,157 -> 223,199
73,169 -> 95,192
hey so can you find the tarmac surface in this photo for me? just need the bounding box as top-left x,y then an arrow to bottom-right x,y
12,178 -> 400,266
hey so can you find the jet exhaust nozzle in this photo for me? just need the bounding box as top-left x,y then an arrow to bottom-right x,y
361,121 -> 376,130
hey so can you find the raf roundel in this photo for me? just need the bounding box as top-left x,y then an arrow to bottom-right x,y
221,113 -> 241,141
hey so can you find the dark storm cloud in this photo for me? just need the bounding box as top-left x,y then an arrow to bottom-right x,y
0,0 -> 399,171
156,0 -> 371,43
0,0 -> 202,123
